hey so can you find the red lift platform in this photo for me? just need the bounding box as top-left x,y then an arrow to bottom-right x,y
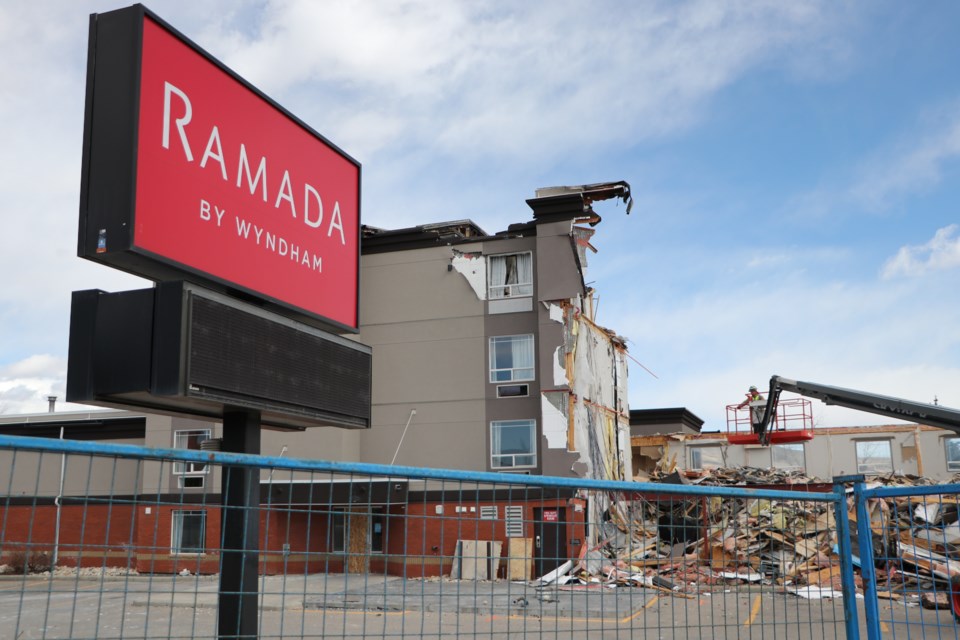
725,396 -> 815,445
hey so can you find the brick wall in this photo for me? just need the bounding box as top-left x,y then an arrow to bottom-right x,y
1,497 -> 587,578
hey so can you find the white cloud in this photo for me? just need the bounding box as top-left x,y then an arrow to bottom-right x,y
882,224 -> 960,279
0,355 -> 67,415
1,354 -> 65,379
198,0 -> 855,165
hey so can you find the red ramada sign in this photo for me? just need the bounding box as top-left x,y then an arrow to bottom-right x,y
80,7 -> 360,331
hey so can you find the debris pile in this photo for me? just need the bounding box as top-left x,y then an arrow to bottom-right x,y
863,491 -> 960,600
533,489 -> 840,596
530,466 -> 960,605
652,464 -> 825,486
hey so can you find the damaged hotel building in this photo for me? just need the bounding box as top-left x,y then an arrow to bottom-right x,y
356,182 -> 633,482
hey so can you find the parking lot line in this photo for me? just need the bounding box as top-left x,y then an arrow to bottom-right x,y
744,594 -> 762,627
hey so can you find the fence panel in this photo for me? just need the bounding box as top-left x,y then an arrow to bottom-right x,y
855,481 -> 960,640
0,434 -> 852,639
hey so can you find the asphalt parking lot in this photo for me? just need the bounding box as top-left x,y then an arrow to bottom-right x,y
0,573 -> 956,639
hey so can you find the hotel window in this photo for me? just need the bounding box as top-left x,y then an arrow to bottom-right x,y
491,420 -> 537,469
855,440 -> 893,474
173,429 -> 211,488
946,438 -> 960,472
488,252 -> 533,299
771,443 -> 805,471
688,445 -> 723,470
171,510 -> 206,554
489,335 -> 535,383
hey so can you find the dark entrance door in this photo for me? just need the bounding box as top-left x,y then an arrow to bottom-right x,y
534,507 -> 567,577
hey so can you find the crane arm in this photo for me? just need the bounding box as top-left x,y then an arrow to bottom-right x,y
755,375 -> 960,444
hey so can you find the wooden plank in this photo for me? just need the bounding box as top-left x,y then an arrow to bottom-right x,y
794,539 -> 821,559
806,566 -> 840,585
507,538 -> 532,580
347,510 -> 369,574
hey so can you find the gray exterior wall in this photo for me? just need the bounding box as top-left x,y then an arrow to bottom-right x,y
483,236 -> 545,474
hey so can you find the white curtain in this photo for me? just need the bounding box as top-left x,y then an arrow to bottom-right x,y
514,335 -> 534,377
489,255 -> 507,298
515,252 -> 531,284
491,423 -> 504,465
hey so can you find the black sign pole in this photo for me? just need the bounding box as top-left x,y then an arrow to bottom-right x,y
218,408 -> 261,640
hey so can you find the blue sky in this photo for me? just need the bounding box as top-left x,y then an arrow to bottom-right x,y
1,1 -> 959,432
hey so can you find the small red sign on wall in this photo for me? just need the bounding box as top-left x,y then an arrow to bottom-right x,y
543,510 -> 558,522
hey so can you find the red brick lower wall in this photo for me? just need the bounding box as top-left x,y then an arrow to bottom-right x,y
0,504 -> 137,569
1,498 -> 587,578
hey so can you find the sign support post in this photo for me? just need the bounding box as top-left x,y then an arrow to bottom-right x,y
218,408 -> 261,640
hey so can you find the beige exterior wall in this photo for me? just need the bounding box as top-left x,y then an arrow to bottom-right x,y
354,246 -> 488,470
0,410 -> 144,497
636,424 -> 958,481
0,448 -> 142,498
142,414 -> 363,495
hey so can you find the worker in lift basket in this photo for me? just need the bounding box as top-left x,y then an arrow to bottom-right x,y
737,385 -> 766,434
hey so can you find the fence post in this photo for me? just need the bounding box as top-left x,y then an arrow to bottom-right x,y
853,477 -> 882,640
833,475 -> 862,640
218,409 -> 262,640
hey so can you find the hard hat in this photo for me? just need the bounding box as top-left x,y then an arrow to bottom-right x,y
749,385 -> 758,391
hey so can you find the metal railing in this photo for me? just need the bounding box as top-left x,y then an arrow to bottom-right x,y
0,434 -> 867,639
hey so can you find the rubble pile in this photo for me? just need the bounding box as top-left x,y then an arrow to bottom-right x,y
863,491 -> 960,600
651,464 -> 824,486
533,466 -> 960,605
535,491 -> 840,596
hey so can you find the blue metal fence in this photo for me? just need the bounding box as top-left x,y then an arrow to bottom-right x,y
0,433 -> 869,639
854,480 -> 960,640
